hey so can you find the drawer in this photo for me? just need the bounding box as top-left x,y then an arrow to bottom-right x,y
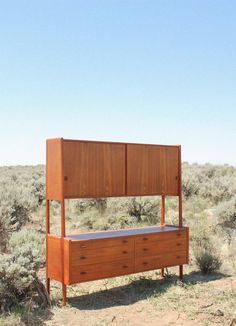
71,236 -> 134,252
135,251 -> 187,273
135,238 -> 187,257
135,229 -> 186,244
70,259 -> 134,283
71,245 -> 134,266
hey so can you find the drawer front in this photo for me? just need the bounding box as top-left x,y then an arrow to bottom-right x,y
71,236 -> 134,252
135,230 -> 186,244
69,259 -> 134,284
135,238 -> 187,257
135,251 -> 187,273
71,245 -> 134,266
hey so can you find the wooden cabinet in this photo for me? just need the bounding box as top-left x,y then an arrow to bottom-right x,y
46,138 -> 187,305
46,139 -> 180,199
47,226 -> 189,285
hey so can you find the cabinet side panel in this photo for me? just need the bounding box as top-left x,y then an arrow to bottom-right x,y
47,235 -> 62,281
127,144 -> 179,196
46,139 -> 63,200
63,141 -> 126,198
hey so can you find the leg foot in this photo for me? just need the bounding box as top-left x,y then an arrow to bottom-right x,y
160,268 -> 164,278
46,278 -> 50,294
179,265 -> 183,280
62,283 -> 67,306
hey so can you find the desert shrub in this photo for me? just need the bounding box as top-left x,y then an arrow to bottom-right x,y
0,166 -> 45,251
73,208 -> 100,230
32,177 -> 45,206
71,198 -> 107,215
108,214 -> 135,229
216,196 -> 236,244
0,187 -> 33,252
191,219 -> 211,250
127,197 -> 160,224
191,222 -> 222,274
9,229 -> 45,265
182,166 -> 200,198
199,177 -> 233,204
74,208 -> 135,232
195,250 -> 221,274
182,163 -> 236,204
0,230 -> 48,313
91,199 -> 107,214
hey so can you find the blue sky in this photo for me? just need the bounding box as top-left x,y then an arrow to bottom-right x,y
0,1 -> 235,166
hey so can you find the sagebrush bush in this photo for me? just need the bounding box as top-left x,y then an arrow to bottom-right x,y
182,162 -> 236,203
0,229 -> 48,312
0,187 -> 32,251
195,250 -> 222,274
127,197 -> 160,223
0,166 -> 44,251
9,229 -> 45,264
216,196 -> 236,244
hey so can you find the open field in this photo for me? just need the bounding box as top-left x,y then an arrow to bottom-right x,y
0,163 -> 236,325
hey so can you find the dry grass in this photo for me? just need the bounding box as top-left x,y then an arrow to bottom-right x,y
1,266 -> 235,326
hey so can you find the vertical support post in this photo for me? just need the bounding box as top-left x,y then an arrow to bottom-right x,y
160,193 -> 165,278
46,199 -> 50,294
178,145 -> 183,280
161,194 -> 165,226
61,199 -> 66,305
60,138 -> 67,305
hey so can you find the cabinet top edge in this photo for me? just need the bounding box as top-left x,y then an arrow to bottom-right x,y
64,225 -> 188,241
46,138 -> 181,148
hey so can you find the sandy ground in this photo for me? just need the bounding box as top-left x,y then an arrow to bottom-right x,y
26,272 -> 236,326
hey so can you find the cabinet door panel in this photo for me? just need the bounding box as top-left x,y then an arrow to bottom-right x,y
63,141 -> 126,198
127,144 -> 179,196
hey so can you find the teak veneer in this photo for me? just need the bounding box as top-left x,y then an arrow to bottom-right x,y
46,138 -> 189,305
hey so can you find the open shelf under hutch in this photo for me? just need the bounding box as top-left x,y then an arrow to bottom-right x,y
46,138 -> 189,304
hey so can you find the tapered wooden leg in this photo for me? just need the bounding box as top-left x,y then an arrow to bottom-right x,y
179,265 -> 183,280
160,268 -> 164,278
62,283 -> 67,305
46,278 -> 50,294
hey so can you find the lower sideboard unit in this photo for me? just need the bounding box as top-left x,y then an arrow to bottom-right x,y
47,225 -> 189,285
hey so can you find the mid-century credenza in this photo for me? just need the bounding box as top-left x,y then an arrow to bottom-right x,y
46,138 -> 189,305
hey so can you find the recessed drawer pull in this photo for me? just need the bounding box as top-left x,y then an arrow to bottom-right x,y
176,233 -> 181,237
122,240 -> 128,243
80,271 -> 87,275
143,248 -> 148,251
80,256 -> 86,260
122,251 -> 128,254
122,265 -> 128,269
80,245 -> 87,249
177,243 -> 182,246
143,261 -> 148,265
143,237 -> 148,241
176,256 -> 181,259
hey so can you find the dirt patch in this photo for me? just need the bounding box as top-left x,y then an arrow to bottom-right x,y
42,273 -> 235,326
